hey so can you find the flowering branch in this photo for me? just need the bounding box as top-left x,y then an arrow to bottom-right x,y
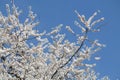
0,1 -> 109,80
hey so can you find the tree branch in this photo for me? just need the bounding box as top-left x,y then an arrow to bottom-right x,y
51,28 -> 88,79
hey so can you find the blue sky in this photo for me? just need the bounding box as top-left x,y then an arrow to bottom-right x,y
0,0 -> 120,79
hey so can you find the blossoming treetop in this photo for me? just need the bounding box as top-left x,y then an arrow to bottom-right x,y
0,1 -> 109,80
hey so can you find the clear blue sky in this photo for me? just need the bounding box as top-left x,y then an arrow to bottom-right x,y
0,0 -> 120,79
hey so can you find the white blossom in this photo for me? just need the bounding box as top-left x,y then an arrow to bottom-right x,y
47,24 -> 63,35
66,26 -> 74,34
94,56 -> 101,60
91,17 -> 104,27
87,12 -> 97,27
74,21 -> 86,33
0,2 -> 109,80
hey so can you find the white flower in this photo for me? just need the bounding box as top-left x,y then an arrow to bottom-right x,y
91,17 -> 104,27
47,24 -> 63,35
64,47 -> 71,53
75,10 -> 85,23
66,26 -> 74,34
0,49 -> 10,53
94,56 -> 101,60
87,12 -> 97,26
74,21 -> 86,33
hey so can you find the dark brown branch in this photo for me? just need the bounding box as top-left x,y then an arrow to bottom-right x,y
61,28 -> 88,68
60,40 -> 84,68
51,28 -> 88,79
51,70 -> 58,79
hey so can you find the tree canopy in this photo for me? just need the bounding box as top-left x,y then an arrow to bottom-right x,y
0,1 -> 109,80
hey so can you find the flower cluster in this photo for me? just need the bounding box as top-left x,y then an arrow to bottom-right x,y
0,2 -> 109,80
